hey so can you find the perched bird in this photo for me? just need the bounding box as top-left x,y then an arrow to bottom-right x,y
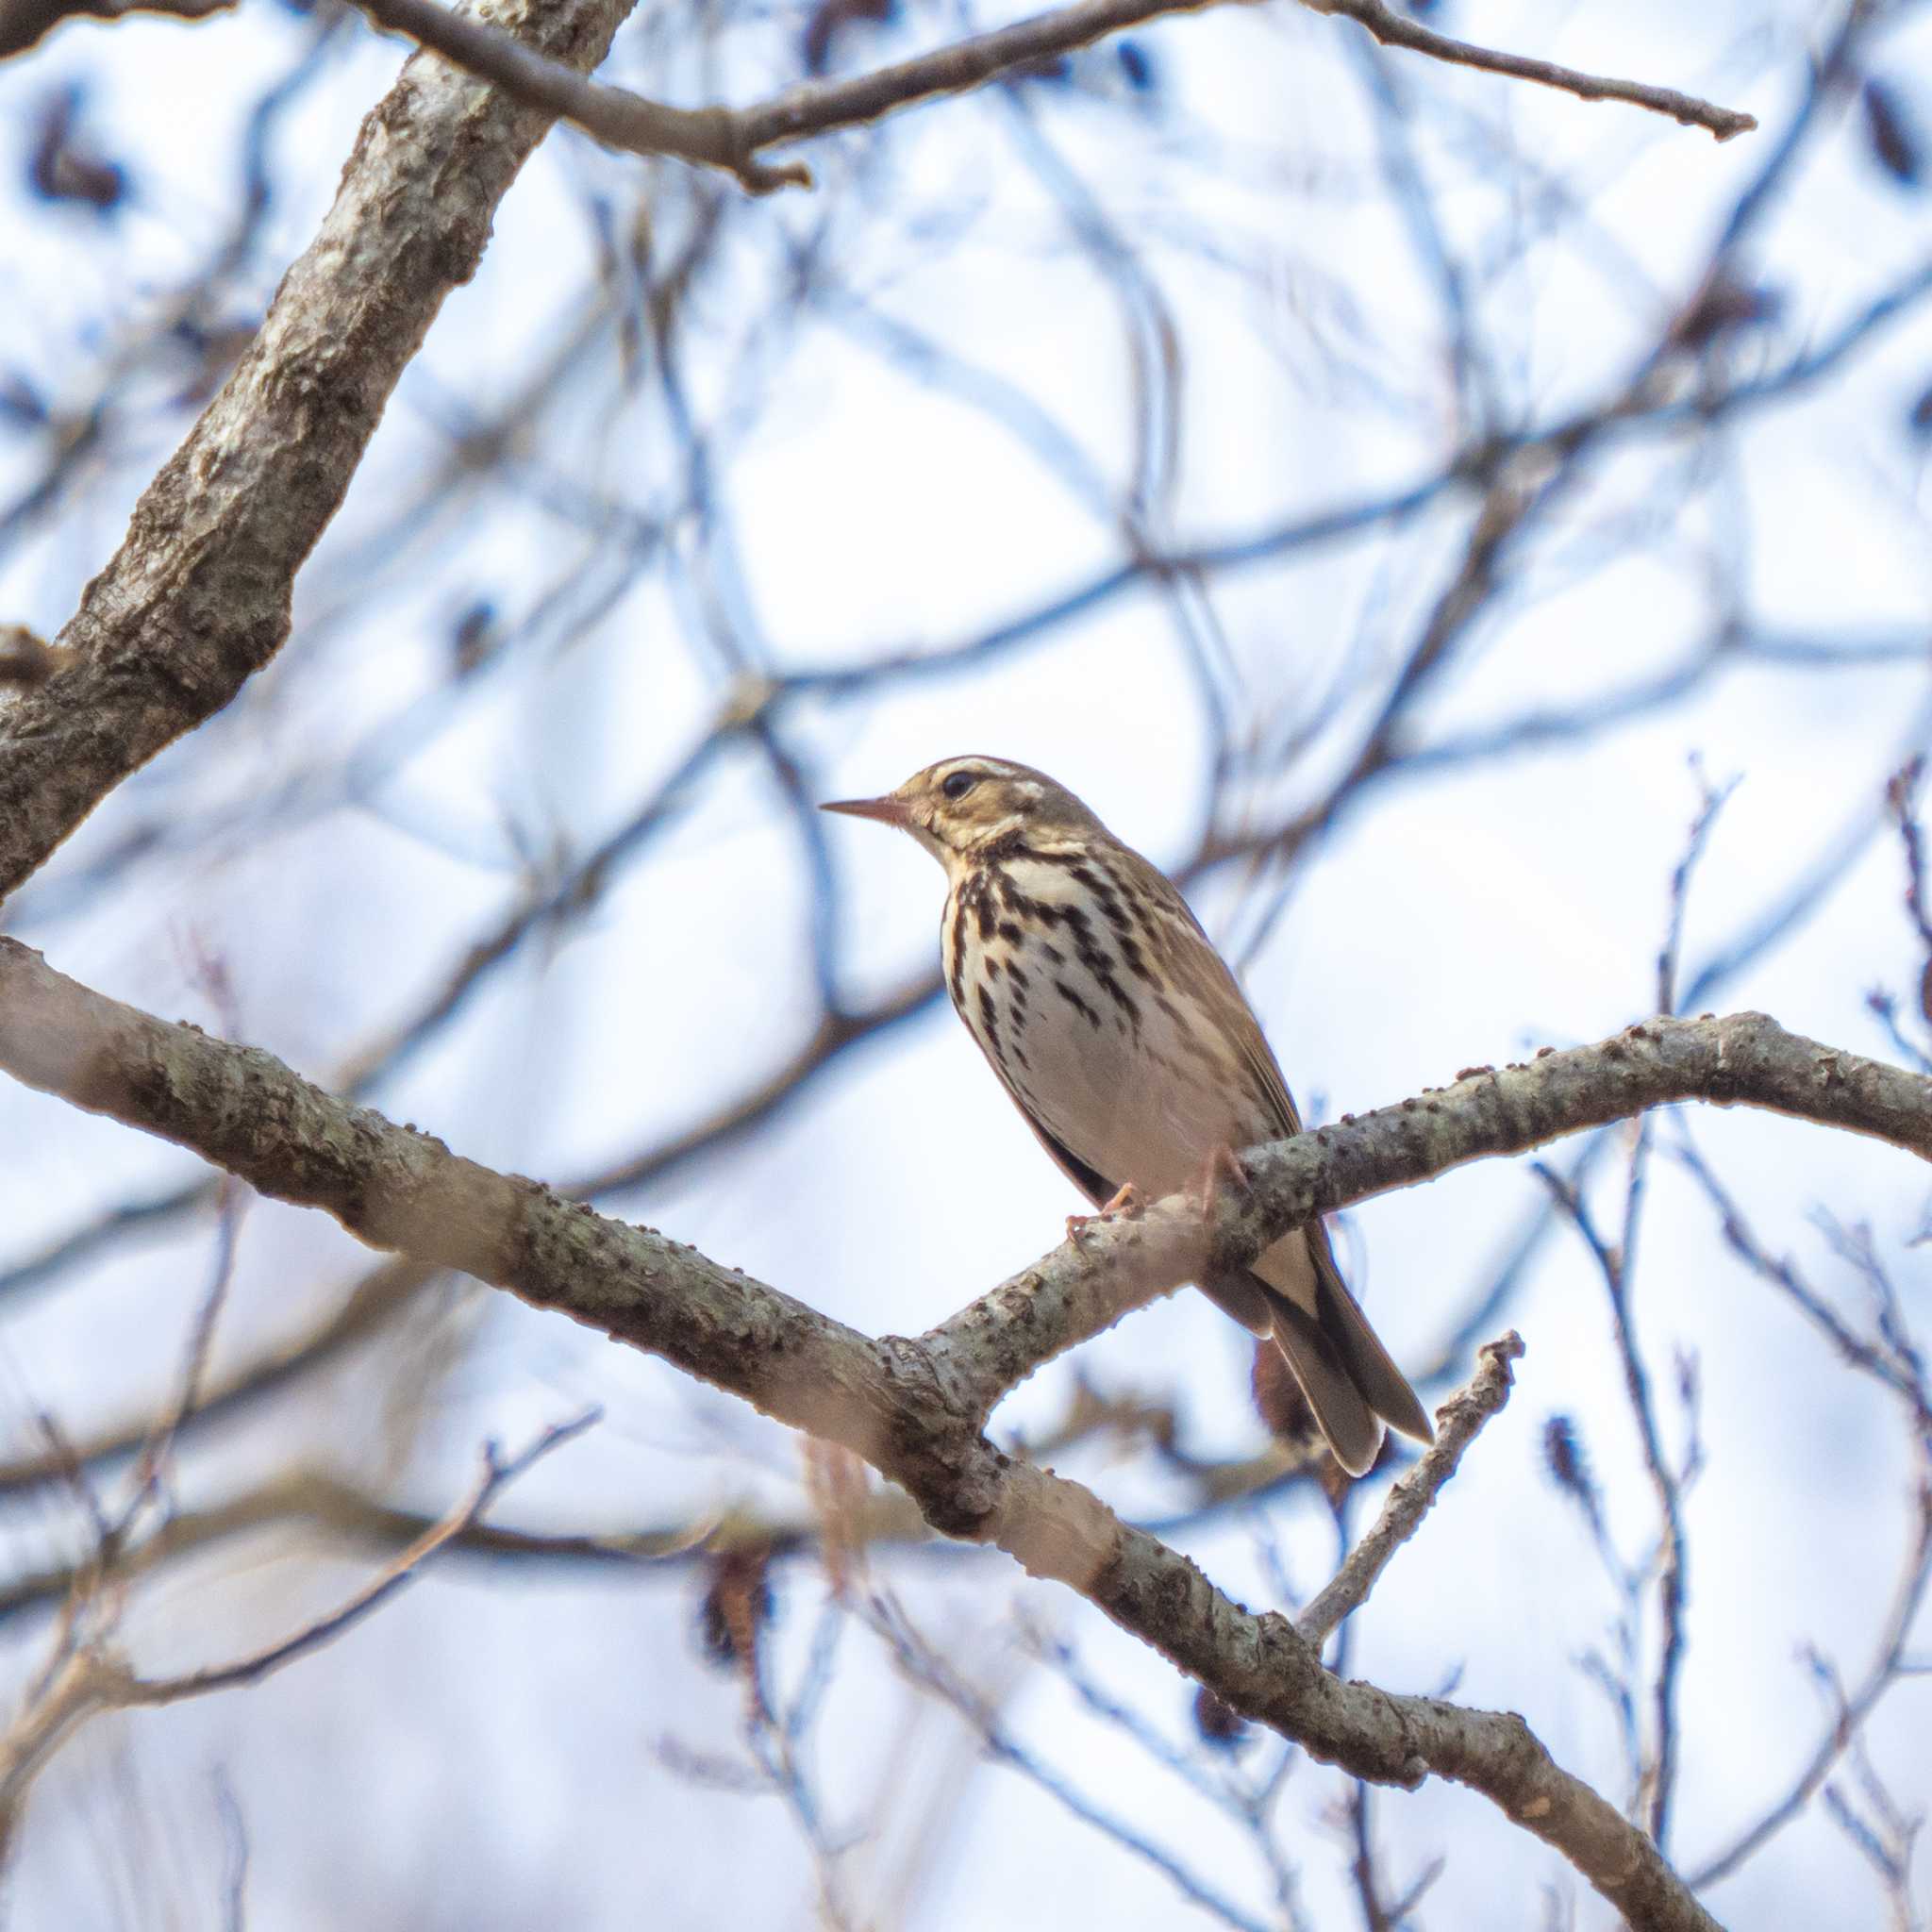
822,755 -> 1431,1476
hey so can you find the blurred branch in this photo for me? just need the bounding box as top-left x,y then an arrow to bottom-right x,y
1013,1631 -> 1316,1925
1820,1738 -> 1924,1929
0,1256 -> 432,1502
1887,759 -> 1932,1040
0,1466 -> 730,1624
1303,0 -> 1755,141
0,626 -> 61,690
341,0 -> 1755,201
0,1390 -> 1314,1625
1690,1477 -> 1932,1893
1538,1156 -> 1695,1847
0,0 -> 639,906
0,1411 -> 595,1854
109,1181 -> 245,1550
872,1597 -> 1291,1932
346,0 -> 810,194
0,0 -> 232,61
0,0 -> 1904,923
1671,1134 -> 1932,1892
9,953 -> 1932,1922
1297,1331 -> 1524,1648
1671,1134 -> 1932,1418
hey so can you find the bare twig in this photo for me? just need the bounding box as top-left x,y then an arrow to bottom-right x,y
1298,1333 -> 1524,1647
0,1411 -> 597,1852
114,1181 -> 246,1542
1303,0 -> 1755,141
1887,759 -> 1932,1034
1671,1135 -> 1931,1418
872,1598 -> 1281,1932
337,0 -> 1756,203
1658,764 -> 1740,1016
1536,1151 -> 1692,1848
1686,1390 -> 1932,1882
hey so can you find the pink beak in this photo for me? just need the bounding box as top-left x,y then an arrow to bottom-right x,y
820,794 -> 912,828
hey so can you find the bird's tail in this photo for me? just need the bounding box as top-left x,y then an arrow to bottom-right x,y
1210,1225 -> 1432,1479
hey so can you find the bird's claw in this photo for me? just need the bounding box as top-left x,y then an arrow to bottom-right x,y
1066,1182 -> 1145,1242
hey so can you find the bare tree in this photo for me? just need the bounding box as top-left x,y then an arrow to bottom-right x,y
0,0 -> 1928,1924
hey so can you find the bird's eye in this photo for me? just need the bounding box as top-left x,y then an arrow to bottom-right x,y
941,772 -> 978,802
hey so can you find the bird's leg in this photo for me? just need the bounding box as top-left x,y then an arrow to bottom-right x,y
1191,1147 -> 1254,1274
1197,1142 -> 1252,1213
1065,1182 -> 1145,1241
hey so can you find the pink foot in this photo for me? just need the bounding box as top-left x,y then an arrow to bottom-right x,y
1066,1182 -> 1145,1241
1196,1142 -> 1251,1211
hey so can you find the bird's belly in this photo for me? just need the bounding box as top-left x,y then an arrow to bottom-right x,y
971,938 -> 1247,1199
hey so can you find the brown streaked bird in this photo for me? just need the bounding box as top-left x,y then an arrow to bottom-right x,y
823,755 -> 1431,1477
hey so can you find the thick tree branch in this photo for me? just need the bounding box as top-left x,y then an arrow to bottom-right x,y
0,0 -> 638,907
923,1012 -> 1932,1416
8,945 -> 1924,1925
3,942 -> 1924,1447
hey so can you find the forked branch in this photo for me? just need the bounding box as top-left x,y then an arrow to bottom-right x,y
3,940 -> 1924,1924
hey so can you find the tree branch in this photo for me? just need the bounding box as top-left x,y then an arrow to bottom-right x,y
8,942 -> 1922,1924
0,1412 -> 594,1850
1297,1332 -> 1524,1647
342,0 -> 1757,199
1304,0 -> 1755,142
0,0 -> 233,61
0,0 -> 639,906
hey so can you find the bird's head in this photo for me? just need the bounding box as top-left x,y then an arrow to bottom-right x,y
821,756 -> 1101,872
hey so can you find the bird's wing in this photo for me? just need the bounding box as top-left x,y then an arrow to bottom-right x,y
1124,846 -> 1307,1144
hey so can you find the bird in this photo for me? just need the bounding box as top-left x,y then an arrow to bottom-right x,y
821,755 -> 1431,1476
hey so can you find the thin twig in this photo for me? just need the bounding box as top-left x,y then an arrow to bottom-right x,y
1658,763 -> 1740,1016
1536,1145 -> 1690,1849
0,1410 -> 598,1848
1298,1333 -> 1524,1647
342,0 -> 1756,197
1670,1134 -> 1929,1416
131,1409 -> 599,1701
116,1181 -> 246,1542
871,1597 -> 1278,1932
1304,0 -> 1755,142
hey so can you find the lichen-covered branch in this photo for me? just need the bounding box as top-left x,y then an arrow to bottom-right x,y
5,944 -> 1924,1923
923,1011 -> 1932,1415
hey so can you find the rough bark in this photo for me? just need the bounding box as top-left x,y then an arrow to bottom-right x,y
4,938 -> 1924,1928
0,0 -> 635,906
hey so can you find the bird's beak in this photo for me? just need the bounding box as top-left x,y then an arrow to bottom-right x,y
820,793 -> 912,828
